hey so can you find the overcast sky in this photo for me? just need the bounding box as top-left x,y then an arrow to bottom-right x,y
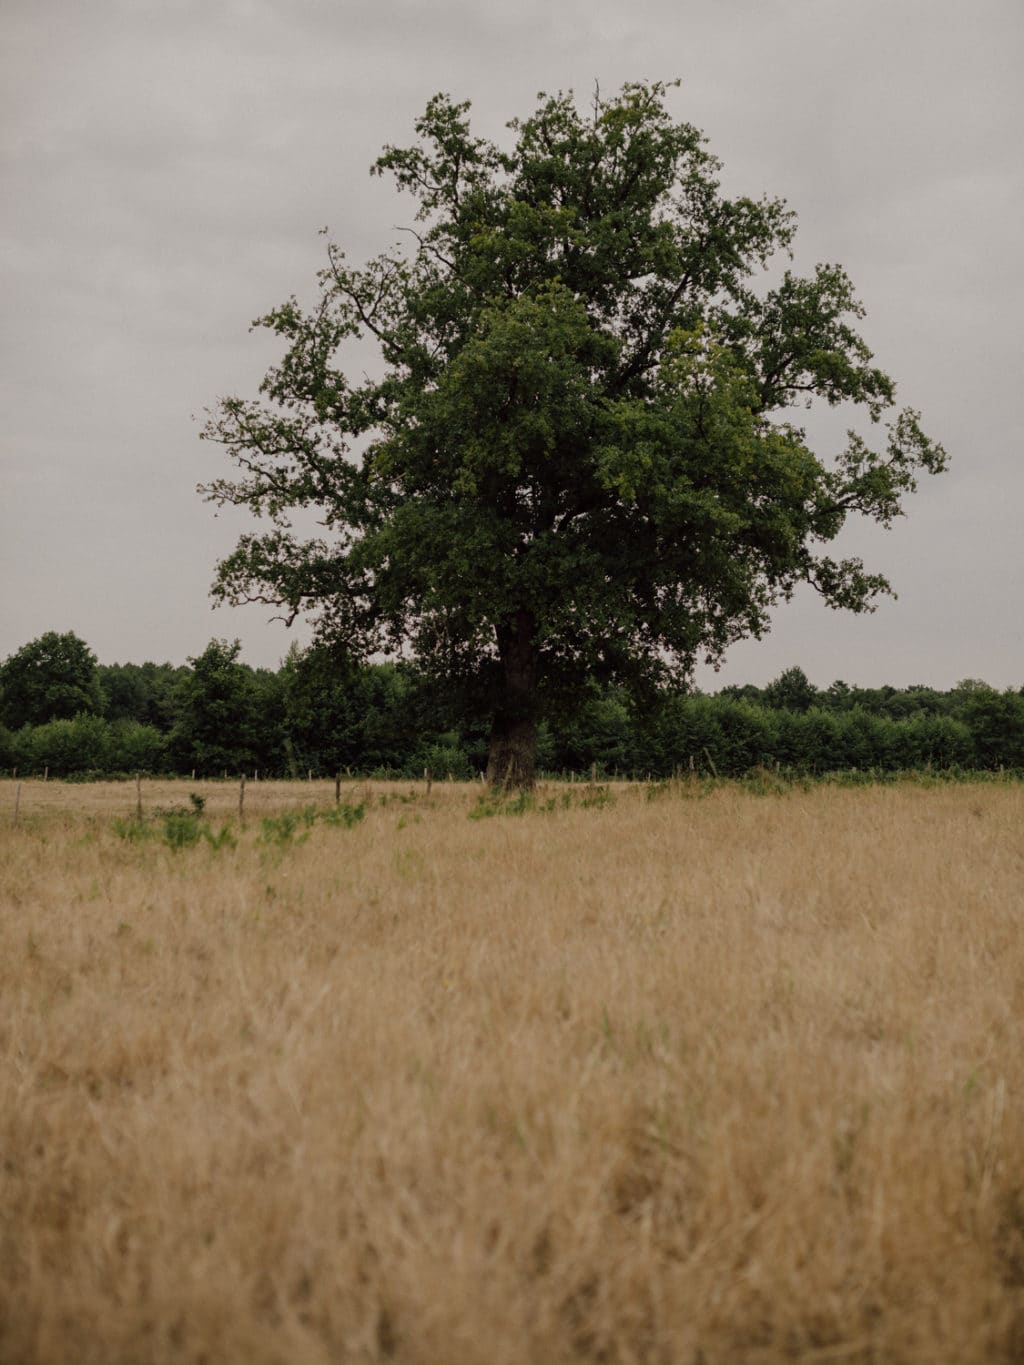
2,0 -> 1021,688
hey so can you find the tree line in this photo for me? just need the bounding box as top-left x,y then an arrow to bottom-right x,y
2,632 -> 1022,780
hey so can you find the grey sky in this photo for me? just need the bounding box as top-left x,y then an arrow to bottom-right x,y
2,0 -> 1021,688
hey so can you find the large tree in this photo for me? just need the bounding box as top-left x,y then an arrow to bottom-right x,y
201,81 -> 945,787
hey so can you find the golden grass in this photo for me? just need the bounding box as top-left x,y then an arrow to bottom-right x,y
1,777 -> 1023,1363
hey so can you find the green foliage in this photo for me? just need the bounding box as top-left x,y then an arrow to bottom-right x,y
260,800 -> 366,846
0,631 -> 103,728
203,823 -> 237,851
168,638 -> 261,776
112,800 -> 235,852
470,783 -> 615,819
760,667 -> 819,714
469,790 -> 539,820
258,810 -> 311,848
279,646 -> 435,776
153,802 -> 237,852
111,815 -> 153,843
2,630 -> 1020,780
0,724 -> 15,771
319,799 -> 366,829
108,720 -> 167,773
15,713 -> 111,775
201,81 -> 945,784
98,661 -> 188,728
3,714 -> 165,777
551,688 -> 633,774
956,683 -> 1024,768
161,809 -> 205,849
406,739 -> 473,781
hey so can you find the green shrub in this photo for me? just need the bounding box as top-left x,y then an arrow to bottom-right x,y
469,790 -> 537,819
406,742 -> 473,781
112,797 -> 234,852
258,811 -> 311,848
15,714 -> 110,776
161,810 -> 204,849
319,800 -> 366,829
107,720 -> 167,773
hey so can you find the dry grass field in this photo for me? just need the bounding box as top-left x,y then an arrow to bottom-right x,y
1,776 -> 1023,1364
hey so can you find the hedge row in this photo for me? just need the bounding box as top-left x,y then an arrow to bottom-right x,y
1,694 -> 1018,779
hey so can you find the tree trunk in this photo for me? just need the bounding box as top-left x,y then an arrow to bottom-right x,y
485,609 -> 538,790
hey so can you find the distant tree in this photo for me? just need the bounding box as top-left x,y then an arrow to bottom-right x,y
954,682 -> 1024,768
880,684 -> 946,720
823,680 -> 854,712
718,682 -> 766,707
138,662 -> 191,731
280,644 -> 448,775
0,724 -> 15,772
828,683 -> 898,717
761,666 -> 818,713
278,641 -> 360,775
168,639 -> 259,775
551,684 -> 636,775
0,631 -> 103,729
107,720 -> 167,774
948,678 -> 994,708
201,81 -> 946,788
99,663 -> 152,725
244,664 -> 290,776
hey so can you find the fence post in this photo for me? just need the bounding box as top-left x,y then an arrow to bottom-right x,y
13,782 -> 21,825
335,774 -> 341,805
424,766 -> 432,796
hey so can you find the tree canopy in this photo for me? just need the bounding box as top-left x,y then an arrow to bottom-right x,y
201,80 -> 946,786
0,630 -> 103,729
168,638 -> 262,776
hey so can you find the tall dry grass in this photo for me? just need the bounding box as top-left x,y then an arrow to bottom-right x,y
1,777 -> 1023,1363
